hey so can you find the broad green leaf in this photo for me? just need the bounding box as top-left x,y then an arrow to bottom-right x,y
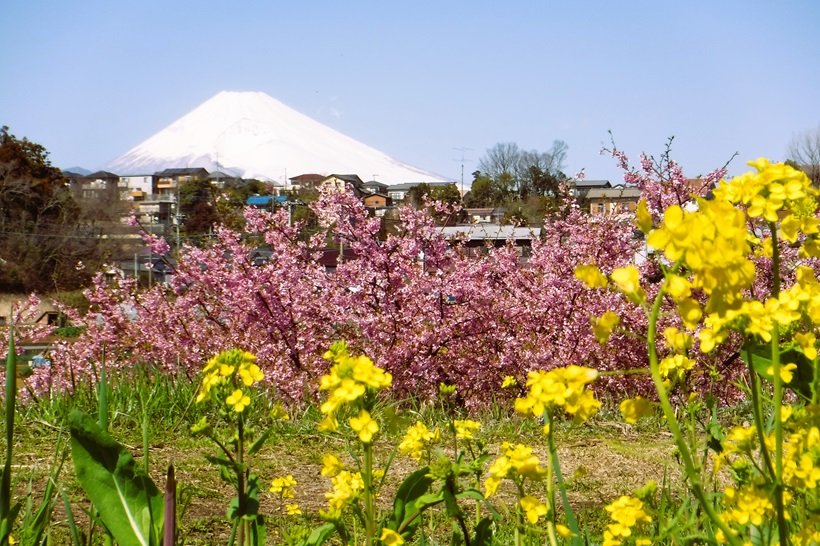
472,517 -> 494,546
388,466 -> 433,527
298,522 -> 336,546
69,410 -> 163,546
456,489 -> 502,520
742,343 -> 814,400
248,426 -> 275,456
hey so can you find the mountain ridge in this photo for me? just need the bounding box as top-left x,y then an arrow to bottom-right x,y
105,91 -> 448,185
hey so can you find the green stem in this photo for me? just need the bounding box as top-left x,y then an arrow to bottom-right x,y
546,413 -> 578,536
767,222 -> 789,545
1,326 -> 16,524
236,414 -> 246,546
744,346 -> 775,478
363,441 -> 376,546
646,286 -> 740,546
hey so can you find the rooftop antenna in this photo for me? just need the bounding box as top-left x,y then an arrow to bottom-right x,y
452,147 -> 473,196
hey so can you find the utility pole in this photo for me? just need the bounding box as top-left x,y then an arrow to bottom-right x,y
452,147 -> 473,197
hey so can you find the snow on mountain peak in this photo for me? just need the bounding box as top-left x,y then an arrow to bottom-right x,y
105,91 -> 448,185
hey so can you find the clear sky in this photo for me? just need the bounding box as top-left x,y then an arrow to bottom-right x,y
2,0 -> 818,185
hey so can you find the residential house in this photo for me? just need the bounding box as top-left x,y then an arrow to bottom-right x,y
288,173 -> 325,191
571,179 -> 611,199
386,181 -> 457,203
439,224 -> 542,261
73,170 -> 120,204
362,193 -> 392,209
465,207 -> 506,224
155,167 -> 209,198
362,180 -> 388,194
587,186 -> 641,216
322,174 -> 366,196
118,174 -> 157,201
208,170 -> 241,188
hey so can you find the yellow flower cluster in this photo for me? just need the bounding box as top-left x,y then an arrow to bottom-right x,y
648,198 -> 753,315
453,419 -> 481,440
269,474 -> 297,498
514,366 -> 600,422
720,484 -> 775,528
619,397 -> 654,424
602,495 -> 652,546
519,495 -> 548,524
196,349 -> 263,413
318,341 -> 391,434
324,469 -> 365,513
484,442 -> 547,497
714,158 -> 817,225
398,421 -> 440,462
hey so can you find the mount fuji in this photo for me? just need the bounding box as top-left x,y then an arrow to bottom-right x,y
105,91 -> 447,185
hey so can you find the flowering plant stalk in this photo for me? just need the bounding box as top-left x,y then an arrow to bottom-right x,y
191,349 -> 274,546
305,342 -> 499,546
578,158 -> 820,545
507,366 -> 600,545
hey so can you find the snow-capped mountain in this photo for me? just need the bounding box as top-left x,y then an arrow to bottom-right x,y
105,91 -> 447,185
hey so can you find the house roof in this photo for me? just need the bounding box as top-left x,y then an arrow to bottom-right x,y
324,174 -> 364,185
246,195 -> 289,206
586,187 -> 641,199
290,173 -> 325,181
439,224 -> 542,241
573,179 -> 611,188
363,180 -> 388,189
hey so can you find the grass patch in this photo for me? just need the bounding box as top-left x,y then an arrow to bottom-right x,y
5,369 -> 750,544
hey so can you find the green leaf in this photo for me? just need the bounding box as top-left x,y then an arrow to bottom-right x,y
60,487 -> 83,546
248,426 -> 275,456
2,327 -> 17,523
68,410 -> 163,546
743,342 -> 814,400
389,466 -> 434,527
298,522 -> 336,546
443,486 -> 459,518
472,517 -> 494,546
456,489 -> 502,520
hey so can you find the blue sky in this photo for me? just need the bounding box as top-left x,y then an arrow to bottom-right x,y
2,0 -> 818,184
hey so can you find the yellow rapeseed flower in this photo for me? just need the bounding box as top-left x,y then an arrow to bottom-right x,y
225,389 -> 251,413
794,332 -> 818,360
454,419 -> 481,440
325,470 -> 364,511
514,366 -> 600,422
269,475 -> 297,498
380,528 -> 405,545
610,265 -> 645,304
286,503 -> 302,516
501,375 -> 518,388
399,421 -> 439,461
634,199 -> 653,234
619,397 -> 654,424
519,495 -> 548,524
593,311 -> 620,344
321,453 -> 344,477
574,264 -> 608,289
349,409 -> 379,444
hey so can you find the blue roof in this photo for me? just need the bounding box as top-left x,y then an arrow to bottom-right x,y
246,195 -> 289,206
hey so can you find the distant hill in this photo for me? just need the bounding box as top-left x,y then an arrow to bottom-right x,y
63,166 -> 91,175
105,91 -> 448,185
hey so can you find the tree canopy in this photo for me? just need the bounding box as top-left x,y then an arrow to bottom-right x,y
0,127 -> 102,292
